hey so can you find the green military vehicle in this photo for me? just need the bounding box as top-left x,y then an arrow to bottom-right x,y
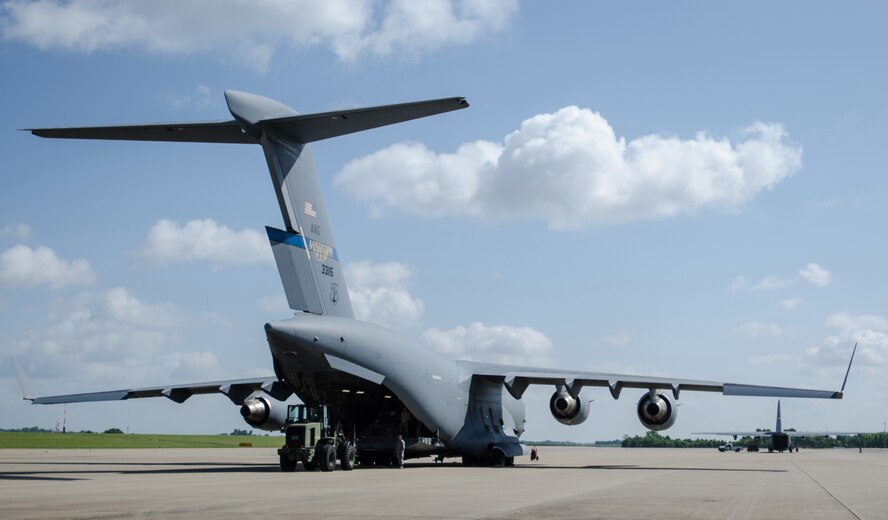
277,404 -> 357,472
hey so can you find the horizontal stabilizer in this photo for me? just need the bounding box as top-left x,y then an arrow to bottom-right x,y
28,94 -> 468,145
28,120 -> 255,144
258,96 -> 469,143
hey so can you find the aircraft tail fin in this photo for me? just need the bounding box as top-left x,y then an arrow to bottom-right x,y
225,91 -> 466,317
29,90 -> 469,317
776,400 -> 782,433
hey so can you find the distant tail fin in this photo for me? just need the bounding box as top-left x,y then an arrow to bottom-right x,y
776,400 -> 782,433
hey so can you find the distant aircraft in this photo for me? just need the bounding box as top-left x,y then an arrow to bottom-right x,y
18,91 -> 856,466
695,394 -> 860,453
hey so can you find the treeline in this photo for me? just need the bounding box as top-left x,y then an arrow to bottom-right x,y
622,430 -> 722,448
623,430 -> 888,448
0,426 -> 53,433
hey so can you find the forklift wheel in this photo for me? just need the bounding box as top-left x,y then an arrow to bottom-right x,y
320,444 -> 336,472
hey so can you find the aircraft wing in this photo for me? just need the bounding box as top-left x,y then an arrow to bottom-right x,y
693,431 -> 778,437
20,377 -> 292,405
461,361 -> 845,400
784,431 -> 861,437
694,430 -> 860,438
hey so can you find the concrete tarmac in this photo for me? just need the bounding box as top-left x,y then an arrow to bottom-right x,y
1,447 -> 885,519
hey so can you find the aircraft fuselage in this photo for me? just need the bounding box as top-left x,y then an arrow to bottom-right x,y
265,314 -> 526,459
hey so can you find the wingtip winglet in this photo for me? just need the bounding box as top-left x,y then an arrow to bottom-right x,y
11,358 -> 36,401
840,342 -> 857,394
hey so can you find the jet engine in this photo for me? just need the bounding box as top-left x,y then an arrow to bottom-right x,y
549,389 -> 590,426
240,394 -> 288,431
636,392 -> 677,431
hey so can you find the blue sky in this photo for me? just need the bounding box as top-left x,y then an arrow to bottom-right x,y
1,1 -> 886,440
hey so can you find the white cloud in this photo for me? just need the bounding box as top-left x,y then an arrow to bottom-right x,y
824,312 -> 888,331
0,244 -> 96,289
798,262 -> 831,287
751,276 -> 793,291
806,312 -> 888,367
9,288 -> 219,387
738,262 -> 831,292
336,108 -> 802,229
167,84 -> 215,110
344,260 -> 424,330
137,219 -> 271,269
0,223 -> 30,240
730,321 -> 785,338
422,322 -> 554,366
0,0 -> 518,72
781,297 -> 803,310
729,275 -> 749,291
103,286 -> 181,328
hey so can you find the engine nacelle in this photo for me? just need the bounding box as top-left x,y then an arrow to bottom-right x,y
636,392 -> 677,431
549,389 -> 590,426
239,395 -> 288,431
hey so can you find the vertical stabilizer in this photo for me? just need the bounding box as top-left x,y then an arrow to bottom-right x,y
776,400 -> 782,433
28,90 -> 468,320
225,91 -> 353,318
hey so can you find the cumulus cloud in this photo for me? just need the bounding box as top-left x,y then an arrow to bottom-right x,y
344,260 -> 424,330
336,108 -> 802,229
137,219 -> 271,269
9,288 -> 219,387
806,312 -> 888,367
781,297 -> 803,310
0,0 -> 518,71
798,262 -> 831,287
751,276 -> 793,291
737,262 -> 831,292
731,321 -> 785,338
0,244 -> 96,289
422,322 -> 555,366
0,223 -> 30,240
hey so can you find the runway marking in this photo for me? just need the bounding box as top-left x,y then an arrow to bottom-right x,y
789,460 -> 860,520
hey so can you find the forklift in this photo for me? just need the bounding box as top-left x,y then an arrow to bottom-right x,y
277,404 -> 357,472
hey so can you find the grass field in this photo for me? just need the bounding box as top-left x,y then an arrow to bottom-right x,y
0,432 -> 284,449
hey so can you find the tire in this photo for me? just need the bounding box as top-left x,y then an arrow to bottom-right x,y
280,455 -> 296,472
303,456 -> 317,471
319,444 -> 336,472
492,449 -> 506,467
340,443 -> 356,471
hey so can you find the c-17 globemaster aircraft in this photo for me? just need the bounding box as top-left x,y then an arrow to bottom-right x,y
20,91 -> 855,467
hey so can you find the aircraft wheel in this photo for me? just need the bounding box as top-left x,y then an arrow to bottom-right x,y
280,455 -> 296,472
340,443 -> 356,471
492,449 -> 506,467
319,444 -> 336,472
